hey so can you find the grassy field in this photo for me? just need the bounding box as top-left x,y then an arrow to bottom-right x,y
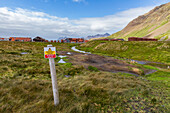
78,40 -> 170,84
0,41 -> 170,113
78,41 -> 170,63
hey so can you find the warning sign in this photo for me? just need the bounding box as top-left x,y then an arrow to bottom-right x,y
44,47 -> 56,58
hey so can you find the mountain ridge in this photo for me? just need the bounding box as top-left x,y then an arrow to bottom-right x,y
86,33 -> 110,40
105,2 -> 170,41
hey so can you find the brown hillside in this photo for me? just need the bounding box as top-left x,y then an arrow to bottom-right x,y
108,2 -> 170,40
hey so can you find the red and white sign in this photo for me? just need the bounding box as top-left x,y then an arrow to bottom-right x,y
44,47 -> 56,58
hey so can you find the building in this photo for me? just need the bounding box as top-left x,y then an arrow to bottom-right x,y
98,39 -> 109,41
85,40 -> 89,43
77,38 -> 84,43
110,39 -> 124,41
61,39 -> 64,43
128,37 -> 158,41
33,36 -> 46,42
9,37 -> 32,42
0,38 -> 9,41
61,38 -> 85,43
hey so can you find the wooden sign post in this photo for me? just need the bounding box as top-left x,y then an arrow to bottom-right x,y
44,45 -> 59,106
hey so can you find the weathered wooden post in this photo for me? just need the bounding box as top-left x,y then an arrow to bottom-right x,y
44,45 -> 59,106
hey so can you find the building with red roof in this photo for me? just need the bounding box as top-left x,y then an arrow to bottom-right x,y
9,37 -> 32,42
0,38 -> 9,41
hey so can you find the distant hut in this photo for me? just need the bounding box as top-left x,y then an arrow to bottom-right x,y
128,37 -> 158,41
33,36 -> 46,42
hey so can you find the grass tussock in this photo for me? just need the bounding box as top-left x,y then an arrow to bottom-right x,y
1,71 -> 169,113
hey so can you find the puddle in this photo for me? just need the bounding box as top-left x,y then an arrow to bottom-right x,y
58,59 -> 66,63
71,46 -> 91,54
58,55 -> 67,58
65,75 -> 71,78
145,70 -> 157,75
129,59 -> 147,65
21,52 -> 28,55
67,52 -> 71,55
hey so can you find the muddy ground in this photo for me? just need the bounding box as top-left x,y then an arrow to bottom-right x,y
57,51 -> 155,76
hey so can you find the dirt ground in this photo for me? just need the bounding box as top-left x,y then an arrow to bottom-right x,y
57,51 -> 154,76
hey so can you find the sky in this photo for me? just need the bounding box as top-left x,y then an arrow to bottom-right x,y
0,0 -> 169,40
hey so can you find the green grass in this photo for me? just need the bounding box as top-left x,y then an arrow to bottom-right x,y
78,41 -> 170,63
0,41 -> 169,112
88,66 -> 99,72
142,65 -> 159,70
154,30 -> 170,40
123,25 -> 154,39
145,71 -> 170,87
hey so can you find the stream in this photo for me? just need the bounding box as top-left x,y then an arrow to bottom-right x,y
71,46 -> 91,54
71,46 -> 158,77
71,46 -> 148,65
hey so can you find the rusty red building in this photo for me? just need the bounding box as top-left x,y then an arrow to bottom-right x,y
9,37 -> 32,42
128,37 -> 158,41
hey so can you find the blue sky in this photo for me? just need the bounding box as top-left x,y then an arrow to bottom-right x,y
0,0 -> 169,39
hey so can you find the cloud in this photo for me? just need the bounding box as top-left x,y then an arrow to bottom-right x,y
0,6 -> 154,39
73,0 -> 84,3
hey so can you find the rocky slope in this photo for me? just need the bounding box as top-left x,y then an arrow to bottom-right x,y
108,2 -> 170,40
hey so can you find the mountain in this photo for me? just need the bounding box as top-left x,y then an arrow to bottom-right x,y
86,33 -> 110,40
107,2 -> 170,41
58,37 -> 68,41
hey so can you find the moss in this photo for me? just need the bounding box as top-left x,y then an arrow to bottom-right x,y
88,66 -> 99,72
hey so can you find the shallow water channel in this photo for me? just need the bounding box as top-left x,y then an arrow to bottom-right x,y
71,46 -> 157,77
71,46 -> 91,54
21,52 -> 28,55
